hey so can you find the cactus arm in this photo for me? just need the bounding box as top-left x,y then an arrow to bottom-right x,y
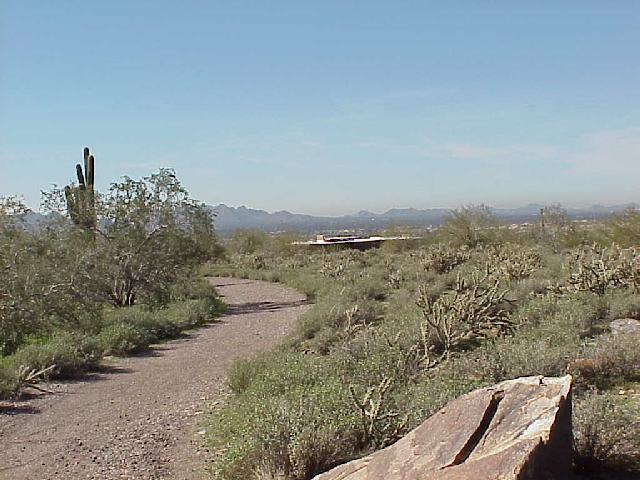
76,164 -> 86,188
87,154 -> 95,187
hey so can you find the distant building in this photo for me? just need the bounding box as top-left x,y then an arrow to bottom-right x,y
294,234 -> 410,250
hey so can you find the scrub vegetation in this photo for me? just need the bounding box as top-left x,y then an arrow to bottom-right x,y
206,206 -> 640,479
0,164 -> 223,399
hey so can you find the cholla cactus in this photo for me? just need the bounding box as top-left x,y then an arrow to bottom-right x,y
320,252 -> 356,278
416,268 -> 511,360
343,304 -> 363,340
251,254 -> 267,270
386,269 -> 403,289
64,147 -> 96,230
320,260 -> 346,278
486,244 -> 542,281
283,254 -> 310,269
629,248 -> 640,292
419,244 -> 471,274
559,244 -> 639,295
349,376 -> 409,447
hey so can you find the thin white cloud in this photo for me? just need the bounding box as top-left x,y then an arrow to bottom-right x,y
353,138 -> 558,163
353,128 -> 640,177
443,143 -> 558,161
566,127 -> 640,175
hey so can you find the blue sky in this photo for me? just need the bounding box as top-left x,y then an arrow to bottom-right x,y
1,1 -> 639,215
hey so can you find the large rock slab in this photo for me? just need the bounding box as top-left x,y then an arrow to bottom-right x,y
314,375 -> 573,480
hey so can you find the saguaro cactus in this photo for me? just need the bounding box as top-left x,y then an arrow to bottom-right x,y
64,147 -> 96,230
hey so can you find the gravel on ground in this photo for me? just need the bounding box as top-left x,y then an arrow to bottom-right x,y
0,277 -> 309,480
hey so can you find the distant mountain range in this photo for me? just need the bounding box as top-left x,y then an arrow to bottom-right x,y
211,203 -> 639,234
14,203 -> 638,234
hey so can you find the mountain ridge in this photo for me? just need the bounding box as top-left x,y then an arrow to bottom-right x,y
211,202 -> 638,233
14,203 -> 638,234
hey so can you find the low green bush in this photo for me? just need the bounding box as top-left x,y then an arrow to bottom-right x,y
567,334 -> 640,390
0,280 -> 224,399
0,362 -> 20,399
209,353 -> 360,480
606,292 -> 640,320
574,390 -> 640,473
8,331 -> 101,378
96,322 -> 154,356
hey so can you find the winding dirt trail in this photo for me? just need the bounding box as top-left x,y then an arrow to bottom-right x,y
0,277 -> 309,480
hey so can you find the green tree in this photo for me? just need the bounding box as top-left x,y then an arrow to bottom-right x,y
442,204 -> 500,247
0,198 -> 98,354
607,207 -> 640,247
40,168 -> 219,308
93,169 -> 217,306
534,204 -> 572,250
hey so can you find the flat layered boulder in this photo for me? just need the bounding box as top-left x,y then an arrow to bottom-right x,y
313,375 -> 573,480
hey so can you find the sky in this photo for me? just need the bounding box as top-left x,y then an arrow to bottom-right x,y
1,1 -> 639,216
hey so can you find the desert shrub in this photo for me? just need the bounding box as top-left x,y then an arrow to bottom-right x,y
441,204 -> 501,247
606,292 -> 640,320
558,244 -> 640,295
209,353 -> 360,480
170,274 -> 219,301
514,292 -> 604,335
456,293 -> 606,386
228,357 -> 267,395
96,322 -> 154,356
0,169 -> 221,395
416,268 -> 511,360
8,331 -> 101,378
606,207 -> 640,247
567,333 -> 640,389
97,295 -> 222,356
485,243 -> 542,281
418,244 -> 470,274
210,231 -> 640,479
294,297 -> 382,355
403,364 -> 487,430
342,276 -> 387,302
163,296 -> 222,329
507,277 -> 550,304
468,331 -> 581,383
319,253 -> 356,278
103,306 -> 174,341
293,297 -> 352,342
413,269 -> 458,301
348,376 -> 409,449
341,329 -> 422,386
574,390 -> 640,473
226,229 -> 269,255
532,204 -> 572,250
0,362 -> 20,399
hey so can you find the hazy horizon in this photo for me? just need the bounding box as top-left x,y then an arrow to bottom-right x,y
2,2 -> 639,216
203,200 -> 640,219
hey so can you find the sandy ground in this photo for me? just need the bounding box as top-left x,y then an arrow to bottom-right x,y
0,277 -> 309,480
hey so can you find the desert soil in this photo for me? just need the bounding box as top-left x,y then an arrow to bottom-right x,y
0,277 -> 309,480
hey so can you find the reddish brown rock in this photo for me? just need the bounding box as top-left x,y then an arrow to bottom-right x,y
313,375 -> 573,480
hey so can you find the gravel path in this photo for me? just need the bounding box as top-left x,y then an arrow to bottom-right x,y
0,277 -> 309,480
